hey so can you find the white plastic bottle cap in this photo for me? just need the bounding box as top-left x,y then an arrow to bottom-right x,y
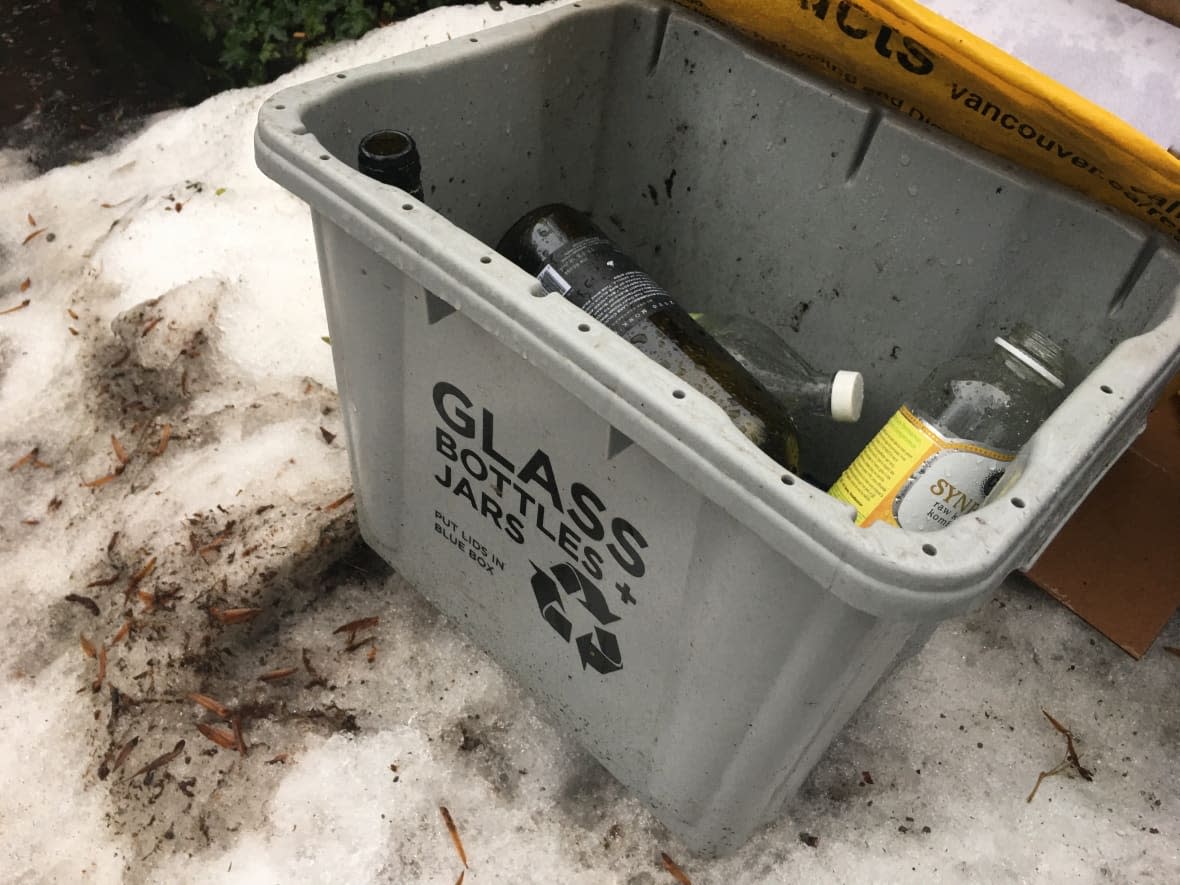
830,371 -> 864,422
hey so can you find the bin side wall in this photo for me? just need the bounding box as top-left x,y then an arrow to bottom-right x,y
315,211 -> 921,852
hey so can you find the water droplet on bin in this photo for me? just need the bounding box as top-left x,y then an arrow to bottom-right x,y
907,184 -> 919,197
899,154 -> 911,167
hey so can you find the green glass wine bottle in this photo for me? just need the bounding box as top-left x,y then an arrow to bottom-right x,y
357,129 -> 423,200
497,204 -> 801,472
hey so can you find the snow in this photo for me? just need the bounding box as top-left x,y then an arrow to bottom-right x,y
925,0 -> 1180,149
1,1 -> 1177,883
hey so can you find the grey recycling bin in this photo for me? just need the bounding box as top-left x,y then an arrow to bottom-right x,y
255,0 -> 1180,854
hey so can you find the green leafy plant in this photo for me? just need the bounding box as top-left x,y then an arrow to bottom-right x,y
216,0 -> 517,84
218,0 -> 380,82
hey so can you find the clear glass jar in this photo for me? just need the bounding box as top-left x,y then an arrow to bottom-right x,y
829,324 -> 1073,532
912,324 -> 1070,453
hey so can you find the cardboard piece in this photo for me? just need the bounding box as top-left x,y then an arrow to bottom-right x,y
1026,392 -> 1180,658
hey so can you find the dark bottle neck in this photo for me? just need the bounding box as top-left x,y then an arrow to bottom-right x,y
358,129 -> 423,198
496,204 -> 601,274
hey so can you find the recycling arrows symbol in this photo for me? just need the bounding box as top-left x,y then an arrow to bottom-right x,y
530,561 -> 623,675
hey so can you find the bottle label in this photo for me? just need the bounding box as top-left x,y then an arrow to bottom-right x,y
829,406 -> 1014,531
537,236 -> 675,334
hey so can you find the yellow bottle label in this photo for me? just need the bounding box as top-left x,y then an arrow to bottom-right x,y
829,406 -> 1014,530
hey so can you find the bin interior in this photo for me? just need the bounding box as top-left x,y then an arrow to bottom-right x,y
302,0 -> 1180,483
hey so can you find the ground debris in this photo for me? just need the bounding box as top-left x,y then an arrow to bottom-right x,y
65,593 -> 101,616
1,298 -> 31,315
92,645 -> 108,692
302,648 -> 327,689
1028,709 -> 1094,802
125,557 -> 157,600
232,715 -> 248,757
333,616 -> 378,647
1043,709 -> 1094,780
110,735 -> 140,774
187,693 -> 230,720
440,805 -> 468,868
0,298 -> 30,316
126,739 -> 185,782
196,723 -> 238,751
209,607 -> 263,625
8,447 -> 41,470
258,666 -> 298,682
196,532 -> 232,556
0,212 -> 389,868
111,434 -> 130,465
154,423 -> 172,457
661,851 -> 692,884
345,635 -> 376,654
82,469 -> 122,488
98,736 -> 140,781
110,620 -> 133,645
